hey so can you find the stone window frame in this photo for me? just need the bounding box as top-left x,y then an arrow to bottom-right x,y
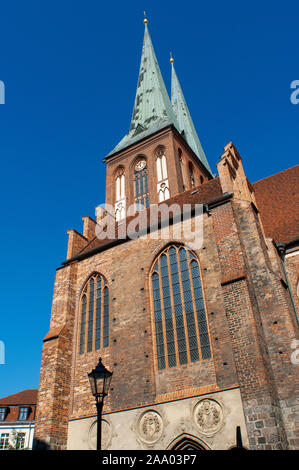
79,273 -> 110,355
149,244 -> 212,371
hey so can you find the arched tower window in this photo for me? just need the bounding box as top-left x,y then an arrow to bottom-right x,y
178,148 -> 186,191
134,159 -> 149,212
188,162 -> 195,188
156,146 -> 170,202
79,273 -> 109,354
150,245 -> 211,370
115,168 -> 126,221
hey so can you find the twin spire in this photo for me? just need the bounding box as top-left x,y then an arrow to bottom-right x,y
129,19 -> 179,135
171,59 -> 212,174
108,16 -> 212,175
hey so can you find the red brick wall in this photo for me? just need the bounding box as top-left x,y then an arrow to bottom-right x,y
34,139 -> 298,450
34,263 -> 78,450
104,127 -> 211,212
224,198 -> 298,449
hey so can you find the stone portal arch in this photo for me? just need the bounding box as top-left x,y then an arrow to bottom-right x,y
167,433 -> 209,450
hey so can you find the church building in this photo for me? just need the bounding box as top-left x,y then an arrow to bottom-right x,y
34,17 -> 299,450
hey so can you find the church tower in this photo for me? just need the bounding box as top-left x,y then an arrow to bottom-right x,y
103,16 -> 212,222
34,16 -> 299,451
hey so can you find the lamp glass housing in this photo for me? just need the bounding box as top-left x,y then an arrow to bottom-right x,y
88,358 -> 113,399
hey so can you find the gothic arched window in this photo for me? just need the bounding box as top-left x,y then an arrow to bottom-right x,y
134,159 -> 149,212
156,146 -> 170,202
115,169 -> 125,221
150,245 -> 211,370
188,162 -> 195,188
178,148 -> 186,191
79,273 -> 109,354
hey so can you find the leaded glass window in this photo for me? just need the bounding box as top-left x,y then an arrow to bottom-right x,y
134,160 -> 149,212
79,274 -> 109,354
151,245 -> 211,370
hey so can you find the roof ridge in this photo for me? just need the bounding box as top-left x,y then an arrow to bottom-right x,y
253,164 -> 299,185
0,389 -> 38,405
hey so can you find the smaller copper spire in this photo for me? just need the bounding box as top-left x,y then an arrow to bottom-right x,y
143,11 -> 148,24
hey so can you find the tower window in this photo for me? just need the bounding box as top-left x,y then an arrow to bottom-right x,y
150,245 -> 211,370
156,146 -> 170,202
115,170 -> 126,221
179,148 -> 187,190
134,160 -> 149,212
188,162 -> 195,188
79,274 -> 109,354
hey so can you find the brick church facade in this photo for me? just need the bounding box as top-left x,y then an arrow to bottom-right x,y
34,19 -> 299,450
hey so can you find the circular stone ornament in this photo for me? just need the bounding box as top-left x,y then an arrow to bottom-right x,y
194,399 -> 223,436
138,410 -> 163,444
88,418 -> 111,450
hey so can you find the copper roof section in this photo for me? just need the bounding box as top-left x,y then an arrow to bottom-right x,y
171,61 -> 212,174
107,22 -> 179,157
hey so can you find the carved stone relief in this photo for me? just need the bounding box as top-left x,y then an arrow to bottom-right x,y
137,410 -> 163,444
193,399 -> 223,436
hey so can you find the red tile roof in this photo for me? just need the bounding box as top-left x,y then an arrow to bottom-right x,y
252,165 -> 299,245
0,389 -> 38,406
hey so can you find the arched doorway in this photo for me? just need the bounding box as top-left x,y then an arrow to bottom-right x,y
167,434 -> 209,451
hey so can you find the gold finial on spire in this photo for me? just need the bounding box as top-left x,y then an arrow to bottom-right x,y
143,11 -> 148,24
170,52 -> 174,64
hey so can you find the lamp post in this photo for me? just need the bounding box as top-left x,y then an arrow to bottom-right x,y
88,358 -> 113,450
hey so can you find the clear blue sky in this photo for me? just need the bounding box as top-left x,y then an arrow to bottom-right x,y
0,0 -> 298,398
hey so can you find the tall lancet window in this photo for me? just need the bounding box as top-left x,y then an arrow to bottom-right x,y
178,148 -> 186,190
134,159 -> 149,212
156,146 -> 170,202
79,273 -> 109,355
150,245 -> 211,370
115,169 -> 126,221
188,162 -> 195,188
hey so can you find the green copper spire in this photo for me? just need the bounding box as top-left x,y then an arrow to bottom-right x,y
129,21 -> 179,132
107,18 -> 179,157
171,60 -> 212,174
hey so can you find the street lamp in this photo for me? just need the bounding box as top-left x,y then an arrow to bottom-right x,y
88,358 -> 113,450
